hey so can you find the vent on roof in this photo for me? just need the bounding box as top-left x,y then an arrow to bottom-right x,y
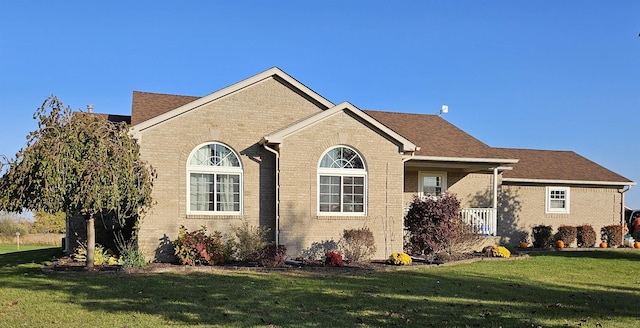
87,104 -> 94,113
437,105 -> 448,116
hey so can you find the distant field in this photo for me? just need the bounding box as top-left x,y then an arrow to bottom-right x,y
0,233 -> 63,246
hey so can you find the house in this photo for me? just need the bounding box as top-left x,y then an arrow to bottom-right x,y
85,67 -> 635,260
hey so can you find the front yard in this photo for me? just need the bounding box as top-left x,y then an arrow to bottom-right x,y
1,245 -> 639,327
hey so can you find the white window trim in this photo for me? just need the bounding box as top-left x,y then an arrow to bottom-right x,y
186,142 -> 243,216
418,171 -> 447,200
317,146 -> 367,216
545,186 -> 570,214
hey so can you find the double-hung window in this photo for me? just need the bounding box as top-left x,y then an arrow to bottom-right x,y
546,186 -> 570,214
318,146 -> 367,215
187,143 -> 242,215
419,172 -> 447,199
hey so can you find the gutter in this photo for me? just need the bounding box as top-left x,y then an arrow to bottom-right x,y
620,185 -> 633,242
262,143 -> 280,247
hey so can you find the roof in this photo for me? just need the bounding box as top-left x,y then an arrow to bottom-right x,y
262,102 -> 418,152
494,148 -> 634,186
95,113 -> 132,125
131,91 -> 200,125
365,110 -> 502,159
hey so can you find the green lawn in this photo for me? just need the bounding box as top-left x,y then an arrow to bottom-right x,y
1,246 -> 639,327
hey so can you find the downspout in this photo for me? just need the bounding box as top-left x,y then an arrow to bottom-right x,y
620,185 -> 632,243
263,143 -> 280,247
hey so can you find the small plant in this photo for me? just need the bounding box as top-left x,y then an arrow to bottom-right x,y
233,222 -> 269,262
340,227 -> 376,263
388,252 -> 412,265
577,225 -> 597,248
301,239 -> 339,260
114,231 -> 147,268
601,225 -> 623,247
485,245 -> 511,258
259,244 -> 287,268
74,243 -> 122,266
532,225 -> 553,248
324,251 -> 344,267
173,225 -> 226,266
554,225 -> 577,247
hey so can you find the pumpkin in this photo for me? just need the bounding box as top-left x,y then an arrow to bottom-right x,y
600,242 -> 608,248
634,241 -> 640,249
555,240 -> 565,249
519,242 -> 528,249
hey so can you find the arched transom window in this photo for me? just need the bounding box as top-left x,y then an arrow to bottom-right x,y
187,143 -> 242,214
318,146 -> 367,214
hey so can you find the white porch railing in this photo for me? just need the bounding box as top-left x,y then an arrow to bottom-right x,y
460,208 -> 497,236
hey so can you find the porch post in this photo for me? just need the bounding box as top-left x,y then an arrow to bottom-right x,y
492,167 -> 498,210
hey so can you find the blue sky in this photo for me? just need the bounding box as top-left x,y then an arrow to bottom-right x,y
1,1 -> 639,208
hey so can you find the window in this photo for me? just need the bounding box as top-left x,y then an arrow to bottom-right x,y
546,187 -> 570,213
419,172 -> 447,199
187,143 -> 242,215
318,146 -> 366,214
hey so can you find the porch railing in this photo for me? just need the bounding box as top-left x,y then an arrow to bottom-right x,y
460,208 -> 497,236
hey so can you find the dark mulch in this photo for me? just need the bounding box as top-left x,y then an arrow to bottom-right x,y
45,251 -> 516,275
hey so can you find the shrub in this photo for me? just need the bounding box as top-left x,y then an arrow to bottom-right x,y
114,232 -> 146,268
259,244 -> 287,268
173,225 -> 226,266
484,246 -> 511,258
554,225 -> 577,246
340,227 -> 376,263
404,193 -> 461,257
532,225 -> 553,248
388,252 -> 412,265
301,239 -> 339,260
324,251 -> 344,267
601,225 -> 623,247
577,225 -> 597,248
233,222 -> 269,262
74,244 -> 122,266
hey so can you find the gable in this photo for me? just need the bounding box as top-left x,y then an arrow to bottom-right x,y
132,67 -> 334,132
262,102 -> 418,152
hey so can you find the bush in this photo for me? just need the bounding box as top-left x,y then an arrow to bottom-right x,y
404,193 -> 461,257
388,252 -> 412,265
484,245 -> 511,258
340,227 -> 376,263
532,225 -> 553,248
233,222 -> 269,262
577,225 -> 597,248
301,239 -> 339,260
173,225 -> 226,266
324,251 -> 344,267
114,232 -> 146,268
74,244 -> 122,266
554,225 -> 577,246
601,225 -> 623,247
259,244 -> 287,268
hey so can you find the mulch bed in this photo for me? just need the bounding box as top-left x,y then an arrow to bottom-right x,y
44,251 -> 526,275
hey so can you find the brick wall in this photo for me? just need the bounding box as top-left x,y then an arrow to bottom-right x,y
136,77 -> 324,261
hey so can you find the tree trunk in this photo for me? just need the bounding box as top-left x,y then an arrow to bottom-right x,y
86,214 -> 95,268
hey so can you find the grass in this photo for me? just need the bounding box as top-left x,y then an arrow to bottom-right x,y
1,246 -> 640,327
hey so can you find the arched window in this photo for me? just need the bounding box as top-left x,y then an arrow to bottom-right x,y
318,146 -> 367,214
187,142 -> 242,214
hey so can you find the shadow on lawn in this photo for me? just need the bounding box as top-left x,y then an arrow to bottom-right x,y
0,247 -> 62,267
528,249 -> 640,261
2,254 -> 639,327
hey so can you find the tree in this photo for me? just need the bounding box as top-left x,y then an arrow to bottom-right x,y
0,96 -> 155,268
33,211 -> 66,233
404,192 -> 462,258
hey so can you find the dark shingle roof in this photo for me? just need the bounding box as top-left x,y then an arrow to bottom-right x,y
364,110 -> 500,159
131,91 -> 200,125
494,148 -> 632,184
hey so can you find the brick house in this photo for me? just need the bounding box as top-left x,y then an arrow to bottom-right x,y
86,67 -> 635,260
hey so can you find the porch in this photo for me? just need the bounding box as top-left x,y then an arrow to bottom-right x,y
461,208 -> 497,236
